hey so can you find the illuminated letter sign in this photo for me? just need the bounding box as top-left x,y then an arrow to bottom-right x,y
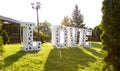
52,25 -> 92,48
78,29 -> 92,47
21,22 -> 41,51
52,25 -> 67,48
67,27 -> 78,47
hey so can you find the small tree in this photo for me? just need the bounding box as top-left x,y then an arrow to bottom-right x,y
1,30 -> 9,45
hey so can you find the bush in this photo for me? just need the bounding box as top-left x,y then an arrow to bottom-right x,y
1,30 -> 9,45
33,29 -> 50,43
0,36 -> 3,70
101,0 -> 120,71
93,26 -> 102,41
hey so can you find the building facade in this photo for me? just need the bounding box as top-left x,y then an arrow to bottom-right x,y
0,16 -> 21,43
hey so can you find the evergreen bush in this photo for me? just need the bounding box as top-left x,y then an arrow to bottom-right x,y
0,36 -> 3,70
101,0 -> 120,71
1,30 -> 9,45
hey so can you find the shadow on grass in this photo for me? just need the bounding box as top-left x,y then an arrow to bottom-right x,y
84,48 -> 102,58
4,50 -> 39,67
91,42 -> 103,48
44,47 -> 99,71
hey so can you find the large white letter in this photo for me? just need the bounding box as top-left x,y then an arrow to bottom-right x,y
52,25 -> 67,48
78,29 -> 92,47
21,22 -> 41,51
67,27 -> 78,47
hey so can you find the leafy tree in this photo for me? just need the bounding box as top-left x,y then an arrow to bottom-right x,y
1,30 -> 9,45
101,0 -> 120,71
33,29 -> 49,43
61,16 -> 73,27
72,4 -> 85,28
34,20 -> 52,42
39,20 -> 51,35
94,25 -> 102,41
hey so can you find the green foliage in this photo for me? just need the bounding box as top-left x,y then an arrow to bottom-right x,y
61,4 -> 85,28
72,4 -> 85,28
0,36 -> 3,51
1,30 -> 9,45
93,25 -> 102,41
61,16 -> 73,27
0,36 -> 3,70
34,20 -> 51,43
0,19 -> 4,70
39,20 -> 51,35
33,29 -> 50,43
3,42 -> 103,71
101,0 -> 120,71
0,20 -> 3,30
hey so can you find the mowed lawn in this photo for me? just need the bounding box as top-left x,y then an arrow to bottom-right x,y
3,42 -> 103,71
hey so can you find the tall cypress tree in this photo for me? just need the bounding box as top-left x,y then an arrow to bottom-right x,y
101,0 -> 120,71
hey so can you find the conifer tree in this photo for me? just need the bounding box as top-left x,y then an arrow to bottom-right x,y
72,4 -> 85,28
101,0 -> 120,70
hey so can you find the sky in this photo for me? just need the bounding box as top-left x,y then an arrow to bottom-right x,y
0,0 -> 103,28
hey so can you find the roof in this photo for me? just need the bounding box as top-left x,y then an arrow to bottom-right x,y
0,15 -> 20,24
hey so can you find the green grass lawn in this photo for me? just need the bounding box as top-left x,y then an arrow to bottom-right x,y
3,42 -> 103,71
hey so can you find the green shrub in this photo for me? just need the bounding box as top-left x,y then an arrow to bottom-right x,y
101,0 -> 120,71
1,30 -> 9,45
0,36 -> 3,70
33,30 -> 50,43
93,25 -> 102,41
